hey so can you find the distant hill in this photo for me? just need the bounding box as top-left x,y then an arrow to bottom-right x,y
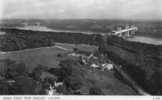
1,19 -> 162,38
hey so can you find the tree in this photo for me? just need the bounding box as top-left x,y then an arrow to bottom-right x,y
31,64 -> 48,81
0,81 -> 9,94
12,75 -> 37,95
63,75 -> 82,91
89,87 -> 103,95
59,60 -> 73,80
6,62 -> 27,79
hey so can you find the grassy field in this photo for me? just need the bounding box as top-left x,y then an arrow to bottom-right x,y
0,43 -> 136,95
0,43 -> 97,73
0,47 -> 67,72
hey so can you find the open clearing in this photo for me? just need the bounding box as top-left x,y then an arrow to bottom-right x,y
0,43 -> 97,72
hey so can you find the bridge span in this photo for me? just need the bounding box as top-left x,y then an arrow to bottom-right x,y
112,25 -> 138,38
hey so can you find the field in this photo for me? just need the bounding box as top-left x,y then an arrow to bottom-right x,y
0,43 -> 97,73
0,19 -> 157,95
0,43 -> 136,95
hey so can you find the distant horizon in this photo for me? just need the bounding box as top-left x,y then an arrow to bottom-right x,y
1,0 -> 162,20
1,18 -> 162,22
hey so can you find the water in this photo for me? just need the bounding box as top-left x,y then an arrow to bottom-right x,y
127,36 -> 162,45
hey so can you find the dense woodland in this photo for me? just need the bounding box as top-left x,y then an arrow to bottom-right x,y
0,58 -> 107,95
105,36 -> 162,95
0,28 -> 102,51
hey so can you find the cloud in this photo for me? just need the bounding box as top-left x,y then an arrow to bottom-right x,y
1,0 -> 162,20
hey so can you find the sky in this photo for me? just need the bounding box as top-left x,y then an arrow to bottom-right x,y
0,0 -> 162,20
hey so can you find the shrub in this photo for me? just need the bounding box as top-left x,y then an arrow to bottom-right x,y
6,62 -> 27,79
63,76 -> 82,91
31,64 -> 48,81
89,87 -> 103,95
59,60 -> 73,80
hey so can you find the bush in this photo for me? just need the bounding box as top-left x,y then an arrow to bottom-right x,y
0,81 -> 9,94
11,75 -> 37,94
56,85 -> 66,93
31,64 -> 48,81
64,76 -> 82,91
89,87 -> 103,95
59,60 -> 73,80
6,62 -> 27,79
48,68 -> 62,81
